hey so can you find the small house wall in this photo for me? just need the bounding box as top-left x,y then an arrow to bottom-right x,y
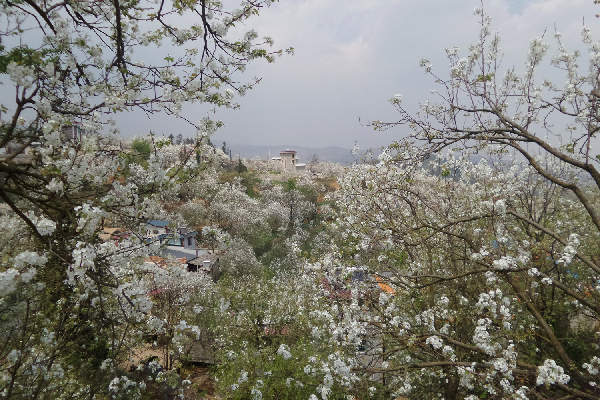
183,235 -> 196,249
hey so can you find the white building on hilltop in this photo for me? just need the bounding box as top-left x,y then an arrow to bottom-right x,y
273,149 -> 306,174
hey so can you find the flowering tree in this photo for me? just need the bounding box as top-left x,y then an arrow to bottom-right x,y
244,157 -> 285,174
208,180 -> 269,235
177,199 -> 207,230
312,7 -> 600,399
145,259 -> 213,371
0,0 -> 288,397
219,237 -> 262,277
308,161 -> 346,180
237,7 -> 600,400
214,273 -> 344,400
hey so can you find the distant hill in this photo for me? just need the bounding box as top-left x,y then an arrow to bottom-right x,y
215,142 -> 356,165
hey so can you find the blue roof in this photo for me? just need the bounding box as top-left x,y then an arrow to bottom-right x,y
147,220 -> 169,227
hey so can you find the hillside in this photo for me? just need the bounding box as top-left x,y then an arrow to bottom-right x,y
213,142 -> 356,165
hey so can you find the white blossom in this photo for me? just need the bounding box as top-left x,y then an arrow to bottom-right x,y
537,359 -> 570,385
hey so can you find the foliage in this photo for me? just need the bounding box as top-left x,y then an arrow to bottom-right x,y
219,238 -> 262,278
201,7 -> 600,400
213,274 -> 348,400
145,260 -> 214,371
316,7 -> 600,399
0,0 -> 289,397
7,1 -> 600,399
127,137 -> 152,169
235,158 -> 248,174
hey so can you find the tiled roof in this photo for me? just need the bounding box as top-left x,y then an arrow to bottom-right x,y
147,220 -> 169,227
375,275 -> 395,294
188,253 -> 219,265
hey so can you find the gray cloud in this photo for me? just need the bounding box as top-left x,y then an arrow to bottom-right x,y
108,0 -> 600,149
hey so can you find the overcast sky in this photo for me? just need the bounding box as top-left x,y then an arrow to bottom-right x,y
116,0 -> 600,150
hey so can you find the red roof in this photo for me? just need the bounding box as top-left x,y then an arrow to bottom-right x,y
375,275 -> 395,294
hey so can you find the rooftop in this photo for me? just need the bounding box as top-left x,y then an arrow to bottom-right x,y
188,253 -> 220,265
147,220 -> 169,227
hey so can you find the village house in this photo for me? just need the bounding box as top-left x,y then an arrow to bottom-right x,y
143,221 -> 198,250
140,221 -> 224,280
157,226 -> 198,250
148,222 -> 203,260
144,220 -> 170,238
61,121 -> 94,141
186,253 -> 221,282
272,149 -> 306,174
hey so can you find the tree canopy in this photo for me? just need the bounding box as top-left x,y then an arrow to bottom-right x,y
2,2 -> 600,400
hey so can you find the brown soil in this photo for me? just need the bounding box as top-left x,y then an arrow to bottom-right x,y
181,366 -> 217,399
325,179 -> 340,191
